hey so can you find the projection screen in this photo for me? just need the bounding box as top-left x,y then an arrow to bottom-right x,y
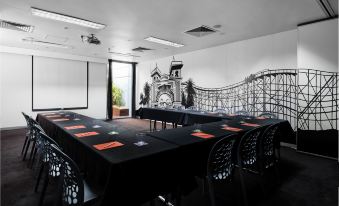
32,56 -> 88,111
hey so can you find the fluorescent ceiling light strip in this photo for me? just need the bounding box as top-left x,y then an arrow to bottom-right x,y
144,36 -> 184,48
22,38 -> 71,49
31,7 -> 106,29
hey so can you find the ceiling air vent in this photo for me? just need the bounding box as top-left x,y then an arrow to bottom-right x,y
132,47 -> 152,52
185,25 -> 217,37
0,19 -> 34,32
315,0 -> 337,17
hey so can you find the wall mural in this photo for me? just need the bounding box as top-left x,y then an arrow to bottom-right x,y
139,58 -> 338,158
140,61 -> 338,130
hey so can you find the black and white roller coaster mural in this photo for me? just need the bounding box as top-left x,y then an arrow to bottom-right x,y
140,61 -> 338,158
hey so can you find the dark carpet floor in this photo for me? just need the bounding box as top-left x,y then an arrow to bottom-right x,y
1,118 -> 338,206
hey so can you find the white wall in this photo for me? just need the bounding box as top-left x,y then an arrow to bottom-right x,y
137,29 -> 298,103
298,18 -> 338,72
0,52 -> 107,129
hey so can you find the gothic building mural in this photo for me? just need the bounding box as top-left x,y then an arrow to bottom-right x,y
149,60 -> 183,107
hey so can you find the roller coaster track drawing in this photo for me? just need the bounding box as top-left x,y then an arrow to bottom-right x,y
189,69 -> 338,130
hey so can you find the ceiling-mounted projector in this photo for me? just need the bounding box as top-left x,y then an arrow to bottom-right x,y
81,34 -> 101,45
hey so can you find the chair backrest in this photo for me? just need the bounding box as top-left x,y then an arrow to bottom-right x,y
207,134 -> 237,182
258,123 -> 280,170
38,132 -> 59,164
259,112 -> 277,119
22,112 -> 33,129
50,144 -> 84,206
21,112 -> 29,124
237,127 -> 264,171
31,124 -> 45,146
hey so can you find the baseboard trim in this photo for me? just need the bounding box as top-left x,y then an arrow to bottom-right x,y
0,126 -> 27,131
281,142 -> 297,149
296,150 -> 338,161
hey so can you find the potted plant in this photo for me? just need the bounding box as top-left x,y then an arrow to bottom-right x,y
112,84 -> 129,116
139,82 -> 151,107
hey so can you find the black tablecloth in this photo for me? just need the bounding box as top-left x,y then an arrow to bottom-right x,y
136,108 -> 295,142
136,108 -> 236,125
37,112 -> 181,206
148,117 -> 294,177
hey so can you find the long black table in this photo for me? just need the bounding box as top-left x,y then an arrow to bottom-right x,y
148,117 -> 293,177
136,107 -> 295,143
37,112 -> 182,206
37,111 -> 294,205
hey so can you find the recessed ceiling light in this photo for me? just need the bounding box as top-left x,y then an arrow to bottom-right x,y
144,36 -> 184,48
22,37 -> 71,49
31,7 -> 106,30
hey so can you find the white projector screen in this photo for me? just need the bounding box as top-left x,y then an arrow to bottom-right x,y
33,56 -> 88,111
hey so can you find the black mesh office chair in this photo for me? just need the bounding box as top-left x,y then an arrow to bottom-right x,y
34,132 -> 61,206
206,134 -> 237,206
258,123 -> 281,181
49,144 -> 98,206
22,115 -> 42,162
29,124 -> 45,168
21,112 -> 33,159
237,127 -> 264,206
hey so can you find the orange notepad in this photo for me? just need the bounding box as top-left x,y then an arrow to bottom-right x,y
191,132 -> 215,139
222,126 -> 243,132
64,125 -> 86,130
93,141 -> 124,150
74,131 -> 99,138
241,123 -> 260,127
52,118 -> 70,122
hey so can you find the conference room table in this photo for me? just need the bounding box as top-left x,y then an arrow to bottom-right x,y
37,111 -> 294,206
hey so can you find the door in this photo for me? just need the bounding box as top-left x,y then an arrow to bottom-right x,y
111,61 -> 133,119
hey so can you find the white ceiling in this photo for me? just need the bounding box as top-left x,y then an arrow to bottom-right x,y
0,0 -> 333,62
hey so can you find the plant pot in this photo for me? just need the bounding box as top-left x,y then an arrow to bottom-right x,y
112,105 -> 129,117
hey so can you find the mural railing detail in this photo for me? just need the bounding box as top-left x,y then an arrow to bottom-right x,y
191,69 -> 338,131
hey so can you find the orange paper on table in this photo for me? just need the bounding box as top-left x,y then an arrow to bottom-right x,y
74,131 -> 99,138
45,115 -> 62,118
241,123 -> 260,127
93,141 -> 124,150
52,118 -> 70,122
191,132 -> 215,139
64,125 -> 86,130
222,126 -> 243,132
